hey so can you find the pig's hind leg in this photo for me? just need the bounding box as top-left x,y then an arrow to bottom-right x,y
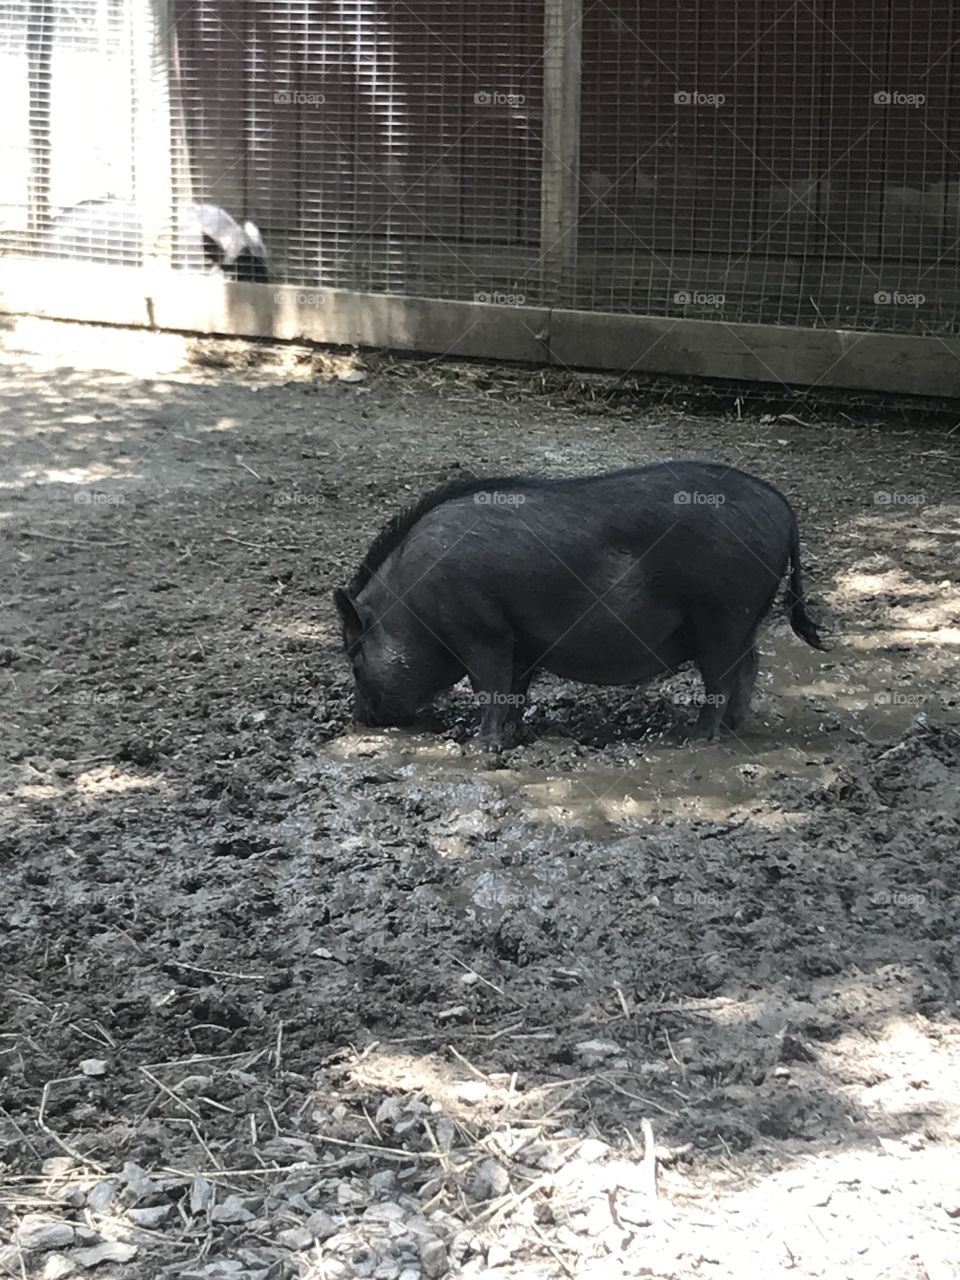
719,583 -> 778,732
690,617 -> 757,741
721,642 -> 759,731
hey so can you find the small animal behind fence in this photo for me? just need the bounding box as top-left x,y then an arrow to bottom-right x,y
40,198 -> 269,283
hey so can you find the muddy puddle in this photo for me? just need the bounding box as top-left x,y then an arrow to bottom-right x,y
323,629 -> 957,836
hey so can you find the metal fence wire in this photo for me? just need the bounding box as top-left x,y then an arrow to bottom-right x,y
577,0 -> 959,332
1,0 -> 958,338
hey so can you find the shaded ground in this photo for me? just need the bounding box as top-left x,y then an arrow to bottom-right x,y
1,316 -> 960,1279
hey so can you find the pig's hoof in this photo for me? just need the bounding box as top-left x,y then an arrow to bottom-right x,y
687,724 -> 721,744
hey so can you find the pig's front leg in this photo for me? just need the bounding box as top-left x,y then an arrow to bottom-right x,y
465,642 -> 529,748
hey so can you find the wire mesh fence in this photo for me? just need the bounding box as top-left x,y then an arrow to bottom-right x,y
172,1 -> 543,296
1,1 -> 135,242
577,0 -> 960,333
1,0 -> 958,341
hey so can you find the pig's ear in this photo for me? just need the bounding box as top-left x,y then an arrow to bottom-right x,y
333,588 -> 364,642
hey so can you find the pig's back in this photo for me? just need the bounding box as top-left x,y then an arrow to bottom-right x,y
397,462 -> 790,581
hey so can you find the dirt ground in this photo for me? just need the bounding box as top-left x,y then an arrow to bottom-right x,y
2,315 -> 960,1280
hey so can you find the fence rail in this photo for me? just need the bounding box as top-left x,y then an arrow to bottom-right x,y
1,0 -> 959,395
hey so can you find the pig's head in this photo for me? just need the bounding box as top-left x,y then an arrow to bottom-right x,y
333,586 -> 460,727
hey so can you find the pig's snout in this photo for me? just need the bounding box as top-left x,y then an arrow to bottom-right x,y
352,687 -> 379,726
353,686 -> 416,729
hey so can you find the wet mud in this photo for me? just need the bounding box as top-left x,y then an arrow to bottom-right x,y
2,317 -> 960,1278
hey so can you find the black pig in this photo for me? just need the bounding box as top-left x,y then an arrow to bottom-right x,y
334,461 -> 827,746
